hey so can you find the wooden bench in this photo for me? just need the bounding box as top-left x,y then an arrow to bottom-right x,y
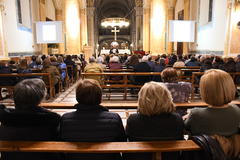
35,101 -> 240,109
0,140 -> 201,159
0,73 -> 55,98
104,69 -> 134,72
173,66 -> 200,82
81,72 -> 162,100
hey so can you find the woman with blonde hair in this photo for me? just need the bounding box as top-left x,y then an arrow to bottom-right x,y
125,81 -> 184,160
184,69 -> 240,136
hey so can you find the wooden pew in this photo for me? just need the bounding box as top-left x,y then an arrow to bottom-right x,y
81,72 -> 162,100
37,100 -> 240,109
173,66 -> 200,82
0,73 -> 54,98
0,140 -> 201,159
104,69 -> 134,72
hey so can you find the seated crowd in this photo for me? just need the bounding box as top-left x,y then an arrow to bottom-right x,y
0,54 -> 87,98
0,68 -> 239,160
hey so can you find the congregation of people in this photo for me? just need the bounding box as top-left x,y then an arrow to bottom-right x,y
0,67 -> 239,160
0,53 -> 240,160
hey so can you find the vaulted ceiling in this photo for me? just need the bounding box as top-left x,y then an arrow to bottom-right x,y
95,0 -> 135,19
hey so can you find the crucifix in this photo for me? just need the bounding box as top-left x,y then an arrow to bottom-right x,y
111,26 -> 120,41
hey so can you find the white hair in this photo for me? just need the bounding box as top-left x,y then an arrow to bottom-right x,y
142,55 -> 149,62
109,56 -> 119,63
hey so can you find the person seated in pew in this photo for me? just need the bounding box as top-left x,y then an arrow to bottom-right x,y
0,79 -> 61,160
161,67 -> 191,103
84,56 -> 104,85
132,55 -> 152,85
8,60 -> 18,70
108,56 -> 123,81
173,55 -> 185,68
64,55 -> 77,80
0,61 -> 15,99
50,55 -> 59,67
28,55 -> 37,68
17,59 -> 32,73
60,79 -> 126,160
125,81 -> 184,160
152,58 -> 165,82
183,69 -> 240,136
42,58 -> 61,93
35,56 -> 43,70
224,57 -> 236,73
57,56 -> 67,88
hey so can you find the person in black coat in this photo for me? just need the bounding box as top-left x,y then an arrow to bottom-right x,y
60,79 -> 126,160
0,78 -> 61,160
125,81 -> 184,160
133,56 -> 152,84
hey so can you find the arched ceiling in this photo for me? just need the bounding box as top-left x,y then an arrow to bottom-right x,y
95,0 -> 135,19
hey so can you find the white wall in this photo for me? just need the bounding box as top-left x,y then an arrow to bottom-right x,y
46,0 -> 56,20
197,0 -> 227,51
2,0 -> 36,53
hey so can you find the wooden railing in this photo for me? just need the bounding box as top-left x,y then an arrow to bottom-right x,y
81,72 -> 162,100
35,101 -> 240,109
0,140 -> 201,159
0,73 -> 54,98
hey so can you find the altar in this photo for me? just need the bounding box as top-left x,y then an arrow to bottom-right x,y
100,49 -> 131,55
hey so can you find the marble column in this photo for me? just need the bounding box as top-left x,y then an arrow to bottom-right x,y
80,7 -> 88,49
143,2 -> 150,52
0,0 -> 7,58
56,9 -> 64,54
143,0 -> 152,52
39,0 -> 48,54
167,7 -> 174,54
183,0 -> 190,55
64,0 -> 81,54
150,0 -> 167,54
225,0 -> 238,56
135,7 -> 143,50
86,7 -> 95,55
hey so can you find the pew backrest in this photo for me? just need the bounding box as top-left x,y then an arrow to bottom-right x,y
0,140 -> 201,153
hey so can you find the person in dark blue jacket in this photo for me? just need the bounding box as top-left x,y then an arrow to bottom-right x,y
0,78 -> 61,160
60,79 -> 126,160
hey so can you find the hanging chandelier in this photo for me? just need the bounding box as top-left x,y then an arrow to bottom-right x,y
101,18 -> 130,28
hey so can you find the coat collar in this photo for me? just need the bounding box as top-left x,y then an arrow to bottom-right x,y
74,103 -> 108,112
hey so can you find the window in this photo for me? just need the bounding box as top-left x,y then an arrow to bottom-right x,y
208,0 -> 213,22
16,0 -> 22,24
15,0 -> 32,30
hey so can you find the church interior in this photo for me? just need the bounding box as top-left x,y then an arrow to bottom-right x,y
0,0 -> 239,159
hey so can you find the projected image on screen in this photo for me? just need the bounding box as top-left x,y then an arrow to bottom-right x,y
169,20 -> 195,42
42,25 -> 57,41
36,21 -> 63,44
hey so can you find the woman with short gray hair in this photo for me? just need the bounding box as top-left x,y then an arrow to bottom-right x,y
0,78 -> 61,160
